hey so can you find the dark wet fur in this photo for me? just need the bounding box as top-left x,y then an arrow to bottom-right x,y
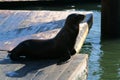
8,14 -> 85,64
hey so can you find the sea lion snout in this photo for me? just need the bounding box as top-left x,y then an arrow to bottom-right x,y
65,13 -> 85,25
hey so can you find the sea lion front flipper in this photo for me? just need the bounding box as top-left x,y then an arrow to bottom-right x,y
57,50 -> 71,65
70,49 -> 76,55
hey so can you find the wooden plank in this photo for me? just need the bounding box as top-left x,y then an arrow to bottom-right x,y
0,10 -> 92,51
0,51 -> 88,80
1,12 -> 30,32
58,54 -> 88,80
0,23 -> 89,52
0,10 -> 93,80
75,23 -> 89,53
0,28 -> 60,50
44,54 -> 88,80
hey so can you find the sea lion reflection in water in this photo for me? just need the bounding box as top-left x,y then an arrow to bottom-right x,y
8,13 -> 85,64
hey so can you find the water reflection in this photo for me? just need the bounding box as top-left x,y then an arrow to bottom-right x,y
81,10 -> 120,80
100,40 -> 120,80
87,11 -> 102,80
80,11 -> 102,80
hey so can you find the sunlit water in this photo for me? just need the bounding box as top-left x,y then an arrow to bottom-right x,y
0,3 -> 120,80
81,11 -> 102,80
78,4 -> 120,80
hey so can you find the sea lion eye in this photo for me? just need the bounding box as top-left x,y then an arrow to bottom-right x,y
77,15 -> 85,21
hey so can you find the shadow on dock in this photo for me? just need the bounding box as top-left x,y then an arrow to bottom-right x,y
0,58 -> 57,77
0,19 -> 64,41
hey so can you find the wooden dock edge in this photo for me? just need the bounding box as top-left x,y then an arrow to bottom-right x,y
0,52 -> 88,80
75,13 -> 93,53
68,54 -> 88,80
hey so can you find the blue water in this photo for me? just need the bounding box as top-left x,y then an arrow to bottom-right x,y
78,4 -> 120,80
86,11 -> 102,80
80,10 -> 102,80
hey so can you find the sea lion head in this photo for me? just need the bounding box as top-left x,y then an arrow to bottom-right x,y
65,13 -> 85,30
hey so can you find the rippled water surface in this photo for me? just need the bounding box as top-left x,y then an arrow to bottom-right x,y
44,3 -> 120,80
76,3 -> 120,80
1,3 -> 120,80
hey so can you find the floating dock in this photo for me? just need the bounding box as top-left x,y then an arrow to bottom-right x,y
0,10 -> 93,80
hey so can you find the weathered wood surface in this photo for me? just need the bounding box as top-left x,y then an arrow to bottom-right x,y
0,10 -> 93,80
0,10 -> 92,52
0,52 -> 88,80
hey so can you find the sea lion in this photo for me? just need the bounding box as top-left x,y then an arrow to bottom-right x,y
8,13 -> 85,64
